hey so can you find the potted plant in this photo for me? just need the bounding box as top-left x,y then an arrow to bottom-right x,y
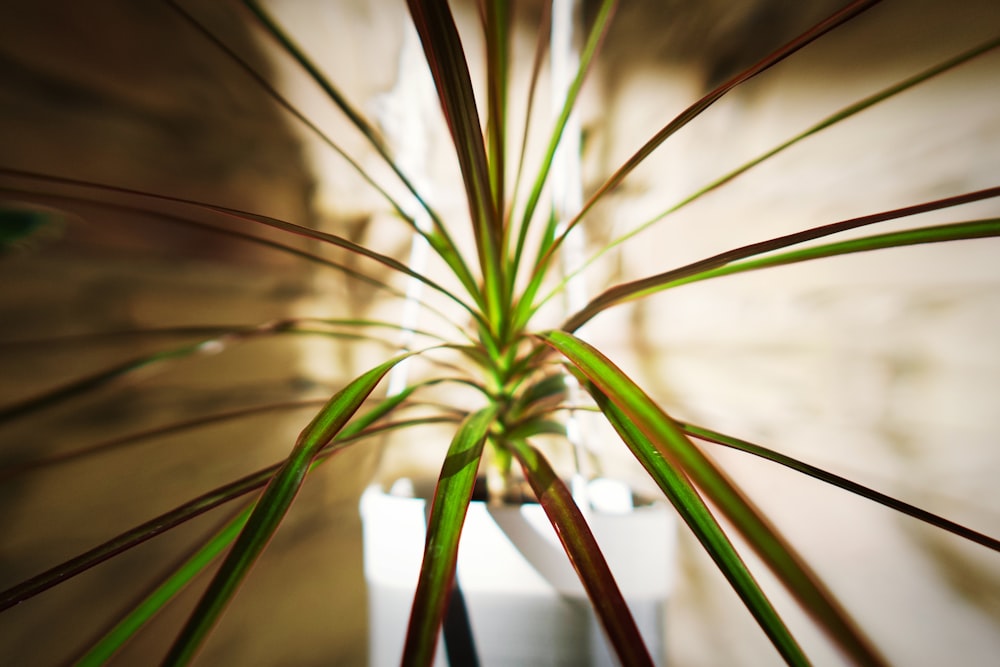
1,0 -> 999,665
356,5 -> 679,662
361,475 -> 676,666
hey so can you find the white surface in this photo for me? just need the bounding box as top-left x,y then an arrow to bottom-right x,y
360,482 -> 677,665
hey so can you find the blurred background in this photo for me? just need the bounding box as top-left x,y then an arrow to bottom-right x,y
1,0 -> 998,664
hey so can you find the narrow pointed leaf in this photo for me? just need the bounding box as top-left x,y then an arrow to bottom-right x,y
680,422 -> 1000,552
166,0 -> 474,295
163,355 -> 407,666
0,316 -> 403,427
517,0 -> 617,238
402,406 -> 496,667
231,0 -> 482,304
406,0 -> 505,329
0,168 -> 483,323
20,414 -> 448,609
0,471 -> 267,613
503,418 -> 565,440
637,35 -> 1000,235
0,324 -> 239,348
508,439 -> 654,667
535,0 -> 887,312
554,0 -> 882,242
541,330 -> 886,666
504,0 -> 550,237
163,0 -> 394,210
558,35 -> 1000,299
565,190 -> 1000,331
590,398 -> 808,666
16,417 -> 448,659
238,0 -> 388,154
0,337 -> 233,425
74,504 -> 253,667
512,0 -> 617,298
612,217 -> 1000,311
484,0 -> 511,218
0,183 -> 435,317
2,398 -> 380,479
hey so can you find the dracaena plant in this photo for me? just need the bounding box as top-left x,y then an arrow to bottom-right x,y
1,0 -> 999,665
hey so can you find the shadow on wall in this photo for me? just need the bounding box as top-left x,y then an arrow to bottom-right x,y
0,1 -> 371,665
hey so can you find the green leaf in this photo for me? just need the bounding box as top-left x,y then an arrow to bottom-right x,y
540,330 -> 886,666
508,438 -> 654,667
634,217 -> 1000,303
74,504 -> 254,667
535,1 -> 886,317
503,418 -> 565,441
166,0 -> 486,310
0,317 -> 404,426
507,372 -> 568,423
0,167 -> 483,324
238,0 -> 389,158
590,399 -> 808,666
231,0 -> 482,307
513,0 -> 617,251
552,35 -> 1000,304
406,0 -> 506,332
484,0 -> 511,219
565,191 -> 1000,331
54,417 -> 454,656
163,0 -> 400,214
4,398 -> 414,605
163,355 -> 407,666
538,3 -> 889,324
511,0 -> 617,319
680,422 -> 1000,553
504,0 -> 551,235
402,406 -> 496,667
0,338 -> 229,425
0,401 -> 328,479
554,0 -> 883,241
1,471 -> 266,613
0,180 -> 435,317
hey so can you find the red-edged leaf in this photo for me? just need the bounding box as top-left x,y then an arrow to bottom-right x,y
557,0 -> 883,239
0,168 -> 482,322
541,330 -> 886,666
509,438 -> 654,667
163,355 -> 406,666
590,398 -> 809,666
681,422 -> 1000,553
402,406 -> 496,666
406,0 -> 505,327
565,189 -> 1000,331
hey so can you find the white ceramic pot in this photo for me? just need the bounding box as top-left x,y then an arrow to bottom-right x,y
360,479 -> 676,666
